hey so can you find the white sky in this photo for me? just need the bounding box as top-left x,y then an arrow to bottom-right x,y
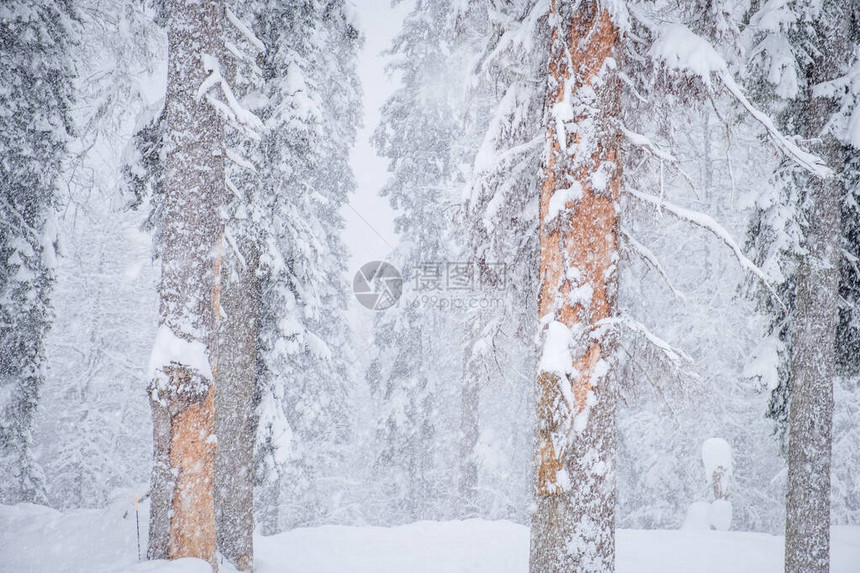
343,0 -> 412,336
342,0 -> 412,279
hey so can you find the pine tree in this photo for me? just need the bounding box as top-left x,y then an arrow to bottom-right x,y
214,3 -> 265,568
32,0 -> 163,512
0,0 -> 74,506
743,3 -> 859,571
250,0 -> 360,532
368,0 -> 469,523
467,0 -> 833,568
530,3 -> 621,571
147,0 -> 226,564
215,238 -> 259,571
460,0 -> 545,520
611,0 -> 788,534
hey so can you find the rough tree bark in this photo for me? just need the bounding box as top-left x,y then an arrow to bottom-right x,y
784,5 -> 850,572
530,2 -> 621,572
458,310 -> 482,517
215,243 -> 260,572
147,0 -> 225,567
785,132 -> 840,573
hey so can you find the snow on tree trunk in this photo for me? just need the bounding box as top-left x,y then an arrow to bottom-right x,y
784,6 -> 850,573
147,0 -> 226,566
785,159 -> 839,573
701,437 -> 732,502
530,3 -> 621,572
215,242 -> 259,572
458,311 -> 482,517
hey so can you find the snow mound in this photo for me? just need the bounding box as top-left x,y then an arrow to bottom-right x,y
119,559 -> 214,573
702,437 -> 733,477
682,501 -> 712,530
710,499 -> 733,532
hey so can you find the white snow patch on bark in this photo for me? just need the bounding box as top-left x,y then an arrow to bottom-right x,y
546,182 -> 583,223
148,324 -> 213,381
539,320 -> 573,376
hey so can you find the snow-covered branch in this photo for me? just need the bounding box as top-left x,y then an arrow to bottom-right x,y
226,148 -> 256,172
648,23 -> 832,178
620,230 -> 686,301
626,187 -> 787,311
720,74 -> 832,177
813,50 -> 860,148
621,127 -> 677,162
225,7 -> 265,53
622,125 -> 699,194
605,315 -> 694,368
223,228 -> 247,270
198,53 -> 264,133
478,0 -> 548,75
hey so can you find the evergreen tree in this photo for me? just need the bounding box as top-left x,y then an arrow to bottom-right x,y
460,0 -> 545,520
743,2 -> 859,571
530,3 -> 622,570
0,0 -> 74,506
613,0 -> 788,534
458,1 -> 834,569
35,0 -> 163,512
367,0 -> 472,523
250,0 -> 361,532
147,0 -> 227,563
214,3 -> 265,568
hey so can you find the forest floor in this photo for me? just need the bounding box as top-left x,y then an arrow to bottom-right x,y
2,495 -> 859,573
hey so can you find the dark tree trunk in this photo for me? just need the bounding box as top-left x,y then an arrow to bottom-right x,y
458,312 -> 482,517
784,7 -> 850,570
215,243 -> 260,571
148,0 -> 225,567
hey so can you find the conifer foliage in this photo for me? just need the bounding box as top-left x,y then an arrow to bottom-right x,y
530,3 -> 621,570
743,3 -> 860,571
249,0 -> 361,531
367,0 -> 471,523
3,2 -> 860,573
0,0 -> 74,506
146,0 -> 226,564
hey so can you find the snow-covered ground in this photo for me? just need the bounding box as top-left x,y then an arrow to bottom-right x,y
1,498 -> 858,573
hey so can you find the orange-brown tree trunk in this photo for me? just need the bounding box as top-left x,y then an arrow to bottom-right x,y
530,2 -> 621,572
148,0 -> 225,568
168,380 -> 218,563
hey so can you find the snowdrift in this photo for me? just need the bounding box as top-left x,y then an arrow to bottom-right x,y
1,498 -> 858,573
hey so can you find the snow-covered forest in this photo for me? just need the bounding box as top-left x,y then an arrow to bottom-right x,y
1,1 -> 859,572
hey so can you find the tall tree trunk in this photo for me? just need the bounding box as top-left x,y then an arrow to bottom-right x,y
215,243 -> 260,572
530,3 -> 621,572
148,0 -> 225,567
785,147 -> 840,573
458,310 -> 482,517
784,6 -> 850,571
